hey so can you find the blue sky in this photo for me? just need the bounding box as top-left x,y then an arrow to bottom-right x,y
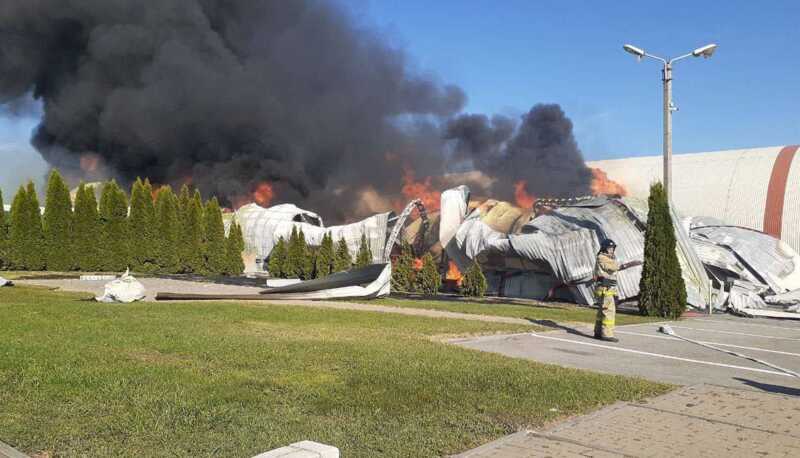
2,0 -> 798,192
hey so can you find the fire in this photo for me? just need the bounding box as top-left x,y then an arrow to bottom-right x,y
79,153 -> 101,173
513,181 -> 536,208
413,258 -> 423,271
590,168 -> 627,196
401,168 -> 441,211
445,261 -> 463,286
253,182 -> 275,207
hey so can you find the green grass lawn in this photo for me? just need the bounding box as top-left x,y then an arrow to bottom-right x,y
0,286 -> 670,457
370,296 -> 663,326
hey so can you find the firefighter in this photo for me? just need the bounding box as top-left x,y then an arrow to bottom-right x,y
593,239 -> 630,342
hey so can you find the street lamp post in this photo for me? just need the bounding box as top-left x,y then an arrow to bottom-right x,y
622,43 -> 717,200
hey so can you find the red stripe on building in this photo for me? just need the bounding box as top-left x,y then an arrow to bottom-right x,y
763,145 -> 799,238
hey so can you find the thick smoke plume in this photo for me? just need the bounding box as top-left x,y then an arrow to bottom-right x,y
0,0 -> 594,221
446,104 -> 592,199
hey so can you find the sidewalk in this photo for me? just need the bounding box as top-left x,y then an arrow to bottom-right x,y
454,384 -> 800,457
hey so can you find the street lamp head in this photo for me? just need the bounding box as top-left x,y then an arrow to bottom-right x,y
692,43 -> 718,58
623,44 -> 646,61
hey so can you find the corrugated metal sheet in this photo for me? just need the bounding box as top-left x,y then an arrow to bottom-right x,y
235,203 -> 391,267
689,217 -> 800,294
510,197 -> 646,305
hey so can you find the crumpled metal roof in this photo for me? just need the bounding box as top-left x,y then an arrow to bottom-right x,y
689,217 -> 800,294
235,203 -> 392,265
510,197 -> 645,305
440,187 -> 713,308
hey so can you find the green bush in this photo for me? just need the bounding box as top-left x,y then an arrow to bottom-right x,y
415,253 -> 441,295
179,190 -> 206,274
43,170 -> 74,271
638,182 -> 687,319
154,186 -> 180,274
99,181 -> 130,271
203,197 -> 227,275
224,221 -> 245,276
460,260 -> 488,297
315,232 -> 334,278
268,237 -> 287,278
391,241 -> 415,293
73,183 -> 101,271
333,236 -> 352,272
299,230 -> 315,280
128,178 -> 158,273
355,233 -> 373,268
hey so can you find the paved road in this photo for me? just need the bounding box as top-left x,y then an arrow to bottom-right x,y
452,315 -> 800,393
454,384 -> 800,457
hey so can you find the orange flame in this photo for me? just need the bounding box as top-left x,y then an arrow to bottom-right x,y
413,258 -> 423,271
446,261 -> 463,286
79,153 -> 101,173
253,182 -> 275,207
514,181 -> 536,208
590,168 -> 627,196
401,168 -> 441,211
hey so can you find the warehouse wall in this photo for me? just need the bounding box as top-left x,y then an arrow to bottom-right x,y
588,145 -> 800,252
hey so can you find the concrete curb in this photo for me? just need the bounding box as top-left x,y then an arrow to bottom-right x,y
0,441 -> 29,458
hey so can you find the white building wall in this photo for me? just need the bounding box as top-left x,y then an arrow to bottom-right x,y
588,145 -> 799,250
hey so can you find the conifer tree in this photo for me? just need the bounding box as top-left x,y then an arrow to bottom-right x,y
43,170 -> 74,271
24,182 -> 46,270
128,178 -> 158,272
315,233 -> 334,278
333,236 -> 352,272
298,229 -> 315,279
0,188 -> 8,269
355,233 -> 373,268
154,186 -> 180,273
460,260 -> 488,297
8,185 -> 28,269
639,182 -> 687,318
180,190 -> 206,274
177,184 -> 191,217
391,241 -> 415,293
285,226 -> 303,278
224,221 -> 245,276
99,180 -> 129,271
268,237 -> 287,278
203,197 -> 227,275
415,253 -> 441,295
73,183 -> 101,271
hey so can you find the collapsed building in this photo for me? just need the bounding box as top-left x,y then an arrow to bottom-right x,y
227,145 -> 800,318
231,182 -> 800,318
435,185 -> 800,318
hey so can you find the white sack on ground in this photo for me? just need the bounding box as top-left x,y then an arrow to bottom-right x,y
0,276 -> 12,287
95,270 -> 146,303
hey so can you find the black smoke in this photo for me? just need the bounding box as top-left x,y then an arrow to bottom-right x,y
446,104 -> 593,198
0,0 -> 591,220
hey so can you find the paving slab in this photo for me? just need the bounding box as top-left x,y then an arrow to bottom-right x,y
453,385 -> 800,457
452,316 -> 800,392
